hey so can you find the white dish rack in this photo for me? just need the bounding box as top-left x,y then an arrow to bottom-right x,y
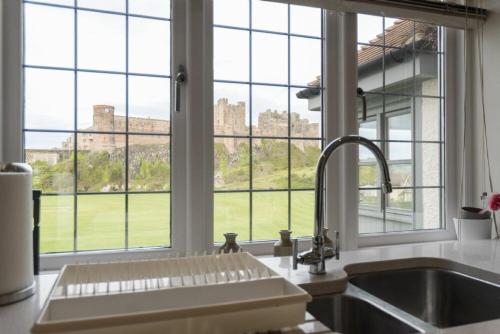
32,252 -> 311,334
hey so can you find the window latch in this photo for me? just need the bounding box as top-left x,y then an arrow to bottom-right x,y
175,65 -> 187,113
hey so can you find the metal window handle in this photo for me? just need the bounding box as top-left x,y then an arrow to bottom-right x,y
292,239 -> 298,270
175,65 -> 186,113
357,87 -> 367,121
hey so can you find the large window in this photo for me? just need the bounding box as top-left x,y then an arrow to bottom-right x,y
357,15 -> 445,233
23,0 -> 172,252
212,0 -> 323,242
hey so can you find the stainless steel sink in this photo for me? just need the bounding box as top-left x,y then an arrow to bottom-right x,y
349,268 -> 500,328
307,288 -> 422,334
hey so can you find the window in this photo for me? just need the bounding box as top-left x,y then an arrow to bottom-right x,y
212,0 -> 323,242
357,15 -> 445,234
23,0 -> 172,253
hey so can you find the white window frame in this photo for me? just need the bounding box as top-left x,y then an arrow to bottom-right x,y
1,1 -> 461,270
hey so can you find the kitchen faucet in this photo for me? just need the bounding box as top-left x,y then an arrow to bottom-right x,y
292,135 -> 393,274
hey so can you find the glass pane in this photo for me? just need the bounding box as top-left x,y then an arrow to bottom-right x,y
128,193 -> 170,248
77,194 -> 125,250
290,37 -> 321,86
40,195 -> 74,253
25,132 -> 74,193
252,32 -> 287,84
415,22 -> 440,52
416,97 -> 441,141
35,0 -> 74,5
128,135 -> 170,191
24,4 -> 74,68
291,140 -> 320,189
129,0 -> 171,19
418,52 -> 441,97
359,164 -> 377,188
290,5 -> 321,37
252,139 -> 288,189
357,14 -> 383,46
358,46 -> 383,93
414,188 -> 441,230
214,138 -> 249,190
388,142 -> 411,160
214,0 -> 249,28
359,120 -> 377,140
384,18 -> 413,49
388,113 -> 411,140
384,48 -> 414,95
78,11 -> 125,71
214,28 -> 249,81
415,143 -> 441,186
214,192 -> 249,242
252,192 -> 288,241
389,163 -> 412,187
385,202 -> 413,232
359,189 -> 383,234
77,72 -> 126,132
252,85 -> 288,137
25,68 -> 74,130
388,189 -> 412,210
291,88 -> 321,138
214,83 -> 249,136
77,134 -> 126,192
129,76 -> 170,133
252,0 -> 287,33
78,0 -> 125,12
360,141 -> 381,162
129,17 -> 170,75
291,191 -> 314,237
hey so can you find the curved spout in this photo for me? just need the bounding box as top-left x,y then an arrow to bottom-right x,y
314,135 -> 392,236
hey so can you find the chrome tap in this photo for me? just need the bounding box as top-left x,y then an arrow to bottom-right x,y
293,135 -> 393,274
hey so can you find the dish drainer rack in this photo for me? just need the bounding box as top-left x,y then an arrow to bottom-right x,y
32,252 -> 311,334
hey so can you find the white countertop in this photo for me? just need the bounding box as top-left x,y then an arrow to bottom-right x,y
4,240 -> 500,333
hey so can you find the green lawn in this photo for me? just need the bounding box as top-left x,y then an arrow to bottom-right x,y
41,192 -> 315,253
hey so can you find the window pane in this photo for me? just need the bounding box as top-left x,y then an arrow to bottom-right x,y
25,68 -> 74,130
214,138 -> 249,190
291,87 -> 321,138
291,140 -> 320,189
385,202 -> 413,232
415,188 -> 441,230
252,32 -> 287,84
129,0 -> 170,19
416,97 -> 441,141
358,15 -> 383,46
128,193 -> 170,248
290,37 -> 321,86
384,18 -> 412,49
388,113 -> 411,140
40,195 -> 74,253
252,192 -> 288,241
252,139 -> 288,189
415,23 -> 440,52
214,0 -> 249,28
388,142 -> 411,160
77,72 -> 126,132
359,120 -> 377,140
359,164 -> 377,188
24,4 -> 74,68
77,134 -> 126,192
384,48 -> 414,95
418,52 -> 441,97
129,76 -> 170,133
290,5 -> 321,37
214,192 -> 249,242
252,0 -> 287,33
389,163 -> 412,187
78,11 -> 125,71
252,85 -> 288,137
388,189 -> 412,210
415,143 -> 441,187
77,194 -> 125,250
358,46 -> 383,93
79,0 -> 125,12
214,28 -> 249,81
291,191 -> 314,237
214,83 -> 249,136
359,189 -> 383,234
128,135 -> 170,191
35,0 -> 74,5
129,17 -> 170,75
25,132 -> 74,193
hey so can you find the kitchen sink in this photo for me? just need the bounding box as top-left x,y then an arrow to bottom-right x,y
307,293 -> 421,334
349,268 -> 500,328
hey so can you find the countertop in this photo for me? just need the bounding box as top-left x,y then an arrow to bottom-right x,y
4,240 -> 500,333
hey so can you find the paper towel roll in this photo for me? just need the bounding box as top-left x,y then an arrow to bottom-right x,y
0,171 -> 34,297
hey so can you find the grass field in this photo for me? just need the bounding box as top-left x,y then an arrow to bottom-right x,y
40,192 -> 316,253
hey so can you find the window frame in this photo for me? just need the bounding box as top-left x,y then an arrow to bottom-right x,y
1,1 -> 460,269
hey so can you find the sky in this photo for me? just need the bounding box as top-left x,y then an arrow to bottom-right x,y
24,0 -> 395,150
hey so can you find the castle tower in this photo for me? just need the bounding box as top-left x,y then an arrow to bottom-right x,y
92,105 -> 116,151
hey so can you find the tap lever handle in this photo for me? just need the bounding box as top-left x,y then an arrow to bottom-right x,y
334,231 -> 340,260
292,239 -> 298,270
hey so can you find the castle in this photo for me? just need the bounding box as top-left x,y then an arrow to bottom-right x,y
61,99 -> 320,154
